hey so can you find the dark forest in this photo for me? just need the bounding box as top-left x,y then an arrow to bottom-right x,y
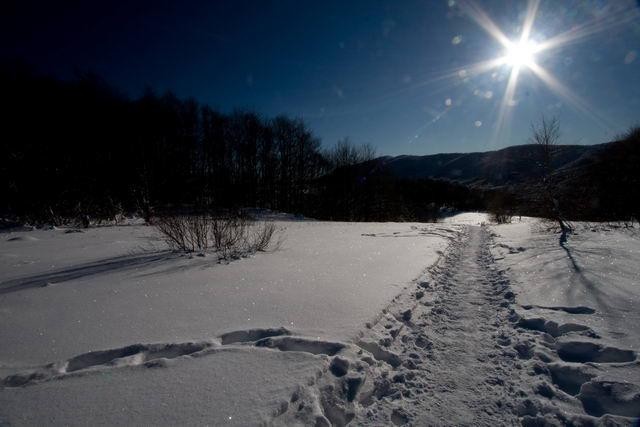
1,64 -> 638,226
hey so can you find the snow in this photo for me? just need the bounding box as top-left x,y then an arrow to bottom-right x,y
344,225 -> 523,425
441,211 -> 490,225
1,225 -> 161,284
0,220 -> 456,425
490,219 -> 640,423
1,217 -> 639,425
0,347 -> 320,426
0,222 -> 453,366
491,220 -> 640,350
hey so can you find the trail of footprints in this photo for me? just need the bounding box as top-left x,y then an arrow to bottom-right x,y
1,341 -> 213,387
512,304 -> 639,422
0,328 -> 345,388
2,225 -> 638,425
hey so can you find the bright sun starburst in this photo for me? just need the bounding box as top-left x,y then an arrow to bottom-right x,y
406,0 -> 635,145
503,39 -> 538,68
444,0 -> 629,144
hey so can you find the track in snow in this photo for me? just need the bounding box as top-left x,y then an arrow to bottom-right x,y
273,225 -> 523,426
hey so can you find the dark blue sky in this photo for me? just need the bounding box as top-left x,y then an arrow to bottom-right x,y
3,0 -> 639,155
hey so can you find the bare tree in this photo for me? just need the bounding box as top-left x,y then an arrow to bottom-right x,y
530,116 -> 572,241
358,143 -> 377,163
327,138 -> 376,169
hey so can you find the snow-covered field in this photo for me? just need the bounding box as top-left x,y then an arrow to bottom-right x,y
0,221 -> 455,425
0,214 -> 638,425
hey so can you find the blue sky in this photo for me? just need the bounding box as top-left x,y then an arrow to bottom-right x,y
3,0 -> 639,155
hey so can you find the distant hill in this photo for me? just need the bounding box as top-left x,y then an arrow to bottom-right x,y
376,143 -> 610,188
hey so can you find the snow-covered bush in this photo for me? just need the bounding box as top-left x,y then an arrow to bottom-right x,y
155,214 -> 281,258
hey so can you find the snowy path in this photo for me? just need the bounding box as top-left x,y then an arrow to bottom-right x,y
356,225 -> 519,425
274,225 -> 522,425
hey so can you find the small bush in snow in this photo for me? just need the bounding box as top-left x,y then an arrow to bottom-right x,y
155,215 -> 213,253
490,212 -> 512,224
486,191 -> 515,224
155,214 -> 282,259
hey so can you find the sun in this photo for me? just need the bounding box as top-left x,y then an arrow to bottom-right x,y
407,0 -> 624,148
503,39 -> 537,68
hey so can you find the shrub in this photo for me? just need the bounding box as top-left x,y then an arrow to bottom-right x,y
486,191 -> 515,224
490,212 -> 512,224
155,214 -> 282,259
250,222 -> 278,251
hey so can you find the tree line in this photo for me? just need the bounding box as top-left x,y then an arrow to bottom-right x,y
1,65 -> 382,223
4,65 -> 482,225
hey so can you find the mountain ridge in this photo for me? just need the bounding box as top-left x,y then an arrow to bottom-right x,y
374,142 -> 610,188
